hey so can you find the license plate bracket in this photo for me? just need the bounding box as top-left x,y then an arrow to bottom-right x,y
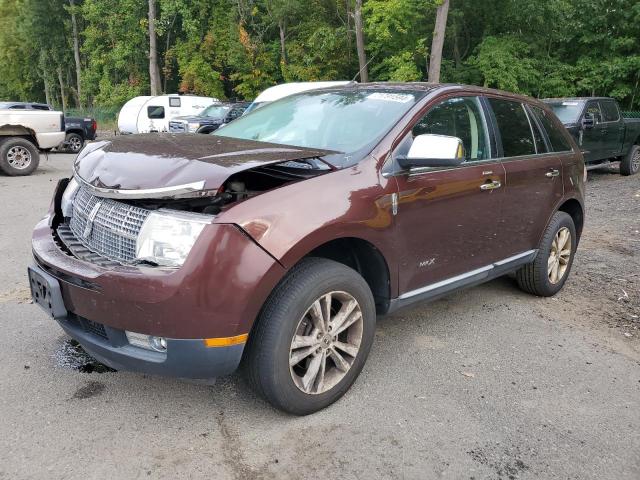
27,265 -> 67,319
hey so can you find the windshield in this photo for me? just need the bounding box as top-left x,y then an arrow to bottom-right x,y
215,89 -> 423,158
546,101 -> 584,124
200,105 -> 231,119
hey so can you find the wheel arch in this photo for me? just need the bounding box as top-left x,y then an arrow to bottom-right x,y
557,198 -> 584,243
302,237 -> 392,315
66,129 -> 84,137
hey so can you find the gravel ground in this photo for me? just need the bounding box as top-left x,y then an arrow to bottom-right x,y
0,154 -> 638,480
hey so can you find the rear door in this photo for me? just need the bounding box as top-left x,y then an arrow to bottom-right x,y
393,95 -> 506,294
487,98 -> 564,258
599,99 -> 625,157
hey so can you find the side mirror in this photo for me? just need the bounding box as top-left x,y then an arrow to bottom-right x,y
398,134 -> 465,169
582,113 -> 595,130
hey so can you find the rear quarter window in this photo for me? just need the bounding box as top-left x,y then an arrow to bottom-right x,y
488,98 -> 536,157
532,106 -> 573,153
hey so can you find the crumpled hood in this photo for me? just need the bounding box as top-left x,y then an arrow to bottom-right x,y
74,133 -> 335,197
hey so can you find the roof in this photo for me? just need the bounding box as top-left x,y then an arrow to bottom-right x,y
542,97 -> 615,102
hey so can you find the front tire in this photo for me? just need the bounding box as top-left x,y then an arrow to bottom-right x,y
516,211 -> 576,297
620,145 -> 640,176
0,137 -> 39,176
245,258 -> 376,415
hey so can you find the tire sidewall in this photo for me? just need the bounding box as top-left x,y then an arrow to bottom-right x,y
629,145 -> 639,175
537,212 -> 577,295
0,137 -> 39,176
254,259 -> 376,414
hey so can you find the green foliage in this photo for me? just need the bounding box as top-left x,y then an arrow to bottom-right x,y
0,0 -> 638,110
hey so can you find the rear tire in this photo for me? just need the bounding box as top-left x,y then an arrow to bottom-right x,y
620,145 -> 640,176
245,257 -> 376,415
516,211 -> 576,297
0,137 -> 39,176
65,133 -> 85,154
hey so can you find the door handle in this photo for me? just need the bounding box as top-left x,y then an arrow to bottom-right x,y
480,180 -> 502,190
545,169 -> 560,178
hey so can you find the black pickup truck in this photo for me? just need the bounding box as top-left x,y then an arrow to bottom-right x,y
543,97 -> 640,175
0,102 -> 97,153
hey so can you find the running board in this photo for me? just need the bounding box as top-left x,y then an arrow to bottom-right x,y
387,250 -> 537,314
586,160 -> 620,171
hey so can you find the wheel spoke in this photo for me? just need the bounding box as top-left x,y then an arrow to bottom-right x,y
551,261 -> 559,283
290,345 -> 317,367
308,300 -> 326,333
301,352 -> 323,392
334,310 -> 362,336
333,340 -> 359,357
315,351 -> 327,393
330,347 -> 350,372
329,298 -> 357,333
292,333 -> 319,350
320,293 -> 332,328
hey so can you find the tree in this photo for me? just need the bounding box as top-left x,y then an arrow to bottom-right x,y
148,0 -> 162,95
68,0 -> 82,106
354,0 -> 368,82
427,0 -> 449,83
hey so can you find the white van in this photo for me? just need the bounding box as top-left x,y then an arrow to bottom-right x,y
243,81 -> 354,115
117,95 -> 218,134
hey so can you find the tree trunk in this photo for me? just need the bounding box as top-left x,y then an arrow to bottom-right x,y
57,66 -> 67,111
69,0 -> 82,107
148,0 -> 162,95
354,0 -> 368,82
427,0 -> 450,83
278,19 -> 287,64
43,74 -> 51,106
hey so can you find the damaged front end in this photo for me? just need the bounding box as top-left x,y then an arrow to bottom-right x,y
53,134 -> 335,268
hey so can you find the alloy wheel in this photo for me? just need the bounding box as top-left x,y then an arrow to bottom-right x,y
289,291 -> 363,395
632,149 -> 640,173
548,227 -> 571,284
7,146 -> 32,170
69,136 -> 83,152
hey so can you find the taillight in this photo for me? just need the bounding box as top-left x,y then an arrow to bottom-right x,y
91,120 -> 97,132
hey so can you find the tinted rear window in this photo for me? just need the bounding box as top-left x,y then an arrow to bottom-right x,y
599,100 -> 619,122
488,98 -> 536,157
531,106 -> 573,152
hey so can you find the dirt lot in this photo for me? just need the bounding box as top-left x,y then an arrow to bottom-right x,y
0,154 -> 638,480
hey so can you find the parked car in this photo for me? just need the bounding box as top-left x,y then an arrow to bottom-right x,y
168,102 -> 249,134
543,97 -> 640,175
117,94 -> 218,134
29,83 -> 584,414
243,81 -> 354,115
0,101 -> 97,153
0,108 -> 65,175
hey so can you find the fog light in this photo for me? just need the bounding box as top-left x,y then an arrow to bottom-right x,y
126,331 -> 167,352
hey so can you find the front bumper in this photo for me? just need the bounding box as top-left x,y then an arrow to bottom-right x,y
29,262 -> 245,379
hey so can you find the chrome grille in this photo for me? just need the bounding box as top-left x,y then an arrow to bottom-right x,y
69,186 -> 150,264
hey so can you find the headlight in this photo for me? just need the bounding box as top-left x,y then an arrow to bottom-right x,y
60,177 -> 80,217
187,122 -> 200,133
135,210 -> 213,267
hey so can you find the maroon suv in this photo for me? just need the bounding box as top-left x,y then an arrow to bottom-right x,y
29,83 -> 584,414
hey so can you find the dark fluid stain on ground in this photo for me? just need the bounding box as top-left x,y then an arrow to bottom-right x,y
55,339 -> 116,374
468,447 -> 530,480
72,381 -> 106,399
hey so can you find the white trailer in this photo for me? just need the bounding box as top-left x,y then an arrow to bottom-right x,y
117,95 -> 218,134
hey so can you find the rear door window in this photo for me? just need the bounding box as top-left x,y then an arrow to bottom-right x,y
531,106 -> 573,152
488,98 -> 536,157
147,106 -> 165,119
599,100 -> 620,122
412,96 -> 490,161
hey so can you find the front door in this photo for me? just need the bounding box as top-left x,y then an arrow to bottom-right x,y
580,101 -> 606,162
599,99 -> 625,158
393,96 -> 505,295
